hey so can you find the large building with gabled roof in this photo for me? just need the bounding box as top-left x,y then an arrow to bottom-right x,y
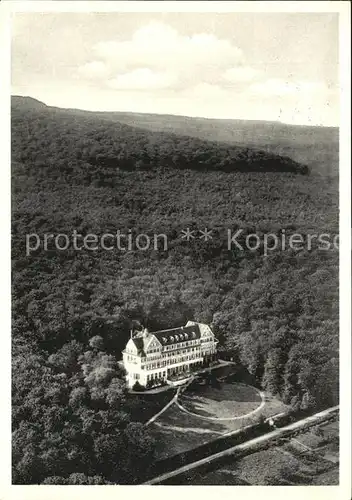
122,321 -> 218,388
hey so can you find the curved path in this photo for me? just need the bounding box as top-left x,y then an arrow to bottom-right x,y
145,386 -> 182,426
176,383 -> 266,422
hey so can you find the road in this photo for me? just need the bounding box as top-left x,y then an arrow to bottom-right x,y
143,405 -> 339,484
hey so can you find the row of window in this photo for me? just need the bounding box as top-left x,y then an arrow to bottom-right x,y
147,339 -> 201,354
126,355 -> 137,362
163,340 -> 200,350
127,346 -> 213,364
147,360 -> 204,380
144,353 -> 160,360
201,337 -> 214,343
147,371 -> 166,381
165,347 -> 200,357
142,354 -> 201,370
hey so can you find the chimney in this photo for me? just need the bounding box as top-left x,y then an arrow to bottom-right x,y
143,327 -> 149,338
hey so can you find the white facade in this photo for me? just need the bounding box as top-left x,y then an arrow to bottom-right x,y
122,321 -> 218,388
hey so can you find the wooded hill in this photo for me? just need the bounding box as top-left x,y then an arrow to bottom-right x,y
11,95 -> 310,180
11,97 -> 338,485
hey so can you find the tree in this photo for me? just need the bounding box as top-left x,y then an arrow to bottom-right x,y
67,473 -> 106,485
262,348 -> 284,395
69,386 -> 89,408
105,378 -> 126,407
89,335 -> 105,351
300,390 -> 317,411
42,476 -> 68,484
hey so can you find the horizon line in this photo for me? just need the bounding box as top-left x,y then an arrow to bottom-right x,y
11,94 -> 339,129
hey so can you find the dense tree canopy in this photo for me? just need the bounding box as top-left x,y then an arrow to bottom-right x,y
11,98 -> 338,484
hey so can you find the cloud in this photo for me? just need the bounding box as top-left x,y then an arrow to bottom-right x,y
12,13 -> 339,127
185,83 -> 228,99
93,22 -> 243,70
107,68 -> 178,91
77,21 -> 244,90
223,66 -> 262,83
77,61 -> 110,80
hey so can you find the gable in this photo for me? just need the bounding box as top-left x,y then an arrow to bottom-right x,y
200,325 -> 213,338
187,321 -> 213,338
126,338 -> 138,353
145,334 -> 162,351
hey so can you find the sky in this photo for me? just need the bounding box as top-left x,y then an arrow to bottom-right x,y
11,12 -> 339,126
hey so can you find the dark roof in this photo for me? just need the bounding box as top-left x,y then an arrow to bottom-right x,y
152,324 -> 201,345
131,336 -> 146,355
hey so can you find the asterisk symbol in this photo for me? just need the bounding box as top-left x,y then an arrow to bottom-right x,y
199,228 -> 213,241
181,228 -> 196,241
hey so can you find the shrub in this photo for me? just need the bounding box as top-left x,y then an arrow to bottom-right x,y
132,381 -> 145,392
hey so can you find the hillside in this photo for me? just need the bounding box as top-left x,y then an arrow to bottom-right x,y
11,95 -> 48,111
11,96 -> 309,177
11,97 -> 338,485
12,95 -> 337,176
90,111 -> 339,177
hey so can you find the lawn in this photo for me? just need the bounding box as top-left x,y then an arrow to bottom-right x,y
149,378 -> 288,459
149,404 -> 224,457
179,382 -> 263,419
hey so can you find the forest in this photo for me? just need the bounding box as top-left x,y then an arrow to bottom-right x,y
11,97 -> 338,484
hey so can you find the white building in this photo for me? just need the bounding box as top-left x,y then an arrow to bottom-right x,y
122,321 -> 218,388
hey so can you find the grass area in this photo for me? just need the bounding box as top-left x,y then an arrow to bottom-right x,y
188,417 -> 339,485
179,382 -> 262,419
127,389 -> 176,423
149,404 -> 223,457
149,378 -> 288,459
